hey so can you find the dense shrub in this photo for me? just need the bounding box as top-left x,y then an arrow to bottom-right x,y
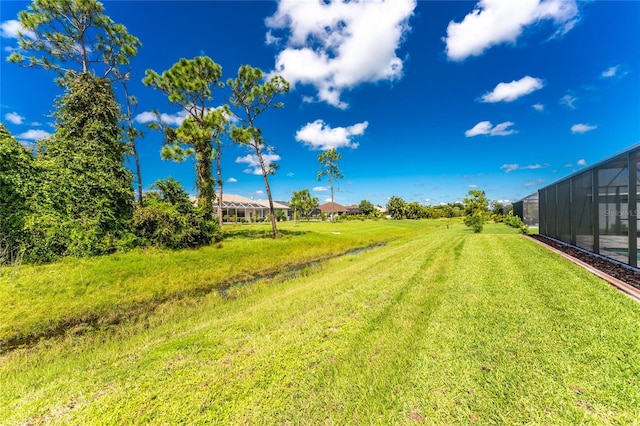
504,212 -> 529,234
133,178 -> 221,249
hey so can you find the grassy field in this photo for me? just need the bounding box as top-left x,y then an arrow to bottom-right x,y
0,219 -> 434,350
2,220 -> 640,424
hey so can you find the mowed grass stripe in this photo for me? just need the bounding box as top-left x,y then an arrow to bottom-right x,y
2,223 -> 640,424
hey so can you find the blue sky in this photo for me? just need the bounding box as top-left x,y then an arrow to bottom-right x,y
1,0 -> 639,207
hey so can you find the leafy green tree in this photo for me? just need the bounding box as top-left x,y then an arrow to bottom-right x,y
8,0 -> 140,79
406,201 -> 427,219
0,124 -> 34,263
23,73 -> 134,261
359,199 -> 375,216
317,148 -> 344,221
228,65 -> 289,238
143,56 -> 229,222
464,189 -> 489,233
8,0 -> 146,216
290,189 -> 319,224
386,196 -> 407,220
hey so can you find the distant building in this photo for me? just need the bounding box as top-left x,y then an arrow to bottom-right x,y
316,202 -> 349,218
512,193 -> 539,226
215,194 -> 289,222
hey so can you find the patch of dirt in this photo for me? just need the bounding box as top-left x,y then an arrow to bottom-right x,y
529,234 -> 640,291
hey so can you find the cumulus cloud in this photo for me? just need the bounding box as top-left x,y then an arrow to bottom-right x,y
577,159 -> 586,166
468,184 -> 478,189
266,0 -> 416,108
601,65 -> 619,78
560,94 -> 577,109
532,103 -> 545,112
4,111 -> 24,125
226,177 -> 238,183
0,19 -> 35,39
444,0 -> 579,61
500,163 -> 549,173
295,119 -> 368,151
17,129 -> 51,140
571,123 -> 597,134
480,76 -> 544,103
134,110 -> 189,126
313,186 -> 329,192
465,121 -> 517,137
236,153 -> 281,175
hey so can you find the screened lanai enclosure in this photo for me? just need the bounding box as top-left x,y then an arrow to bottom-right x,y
539,144 -> 640,268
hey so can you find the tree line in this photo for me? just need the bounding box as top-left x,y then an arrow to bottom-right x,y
1,0 -> 289,264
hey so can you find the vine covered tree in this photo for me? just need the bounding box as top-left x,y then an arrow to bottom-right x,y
0,124 -> 34,263
228,65 -> 289,238
317,148 -> 344,222
24,74 -> 134,261
143,56 -> 229,222
9,0 -> 144,205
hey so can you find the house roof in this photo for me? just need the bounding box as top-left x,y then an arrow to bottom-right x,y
221,194 -> 289,210
317,201 -> 349,213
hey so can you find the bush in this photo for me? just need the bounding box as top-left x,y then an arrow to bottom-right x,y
132,178 -> 221,249
504,212 -> 529,234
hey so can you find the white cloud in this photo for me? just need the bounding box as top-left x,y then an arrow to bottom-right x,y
500,163 -> 549,173
236,153 -> 281,175
255,190 -> 264,195
468,184 -> 478,189
532,103 -> 545,112
444,0 -> 579,61
465,121 -> 517,137
226,177 -> 238,183
31,121 -> 42,126
135,110 -> 188,126
571,123 -> 597,134
17,129 -> 51,140
524,179 -> 544,187
4,111 -> 24,125
295,119 -> 368,151
481,76 -> 544,103
601,65 -> 619,78
577,159 -> 586,166
313,186 -> 329,192
560,94 -> 577,109
266,0 -> 416,108
0,19 -> 35,40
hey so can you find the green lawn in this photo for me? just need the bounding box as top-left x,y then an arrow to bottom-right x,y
2,220 -> 639,424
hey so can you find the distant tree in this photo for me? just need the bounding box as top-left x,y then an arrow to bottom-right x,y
317,148 -> 344,222
0,124 -> 34,263
143,56 -> 229,222
464,189 -> 489,233
23,74 -> 134,261
406,201 -> 427,219
228,65 -> 289,238
290,189 -> 319,224
386,196 -> 407,220
359,199 -> 375,216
